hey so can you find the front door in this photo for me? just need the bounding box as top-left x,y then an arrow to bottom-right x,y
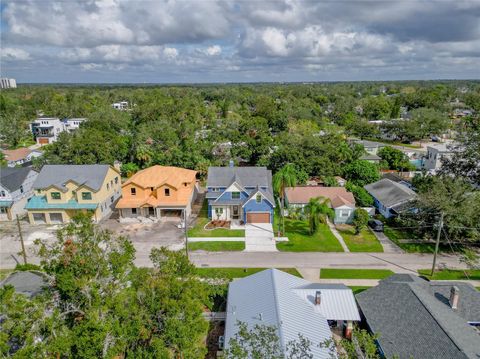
148,207 -> 155,217
232,206 -> 239,219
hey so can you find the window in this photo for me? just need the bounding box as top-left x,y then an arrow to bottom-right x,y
164,188 -> 170,196
115,177 -> 118,184
150,187 -> 154,191
20,185 -> 24,194
215,208 -> 224,214
1,207 -> 7,214
256,194 -> 262,203
110,180 -> 113,187
232,191 -> 240,199
131,188 -> 136,196
341,210 -> 350,217
132,208 -> 137,214
111,196 -> 114,203
51,192 -> 61,200
106,183 -> 109,190
0,190 -> 5,197
211,187 -> 219,192
82,192 -> 92,200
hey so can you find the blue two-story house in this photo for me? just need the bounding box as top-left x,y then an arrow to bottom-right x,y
206,165 -> 275,223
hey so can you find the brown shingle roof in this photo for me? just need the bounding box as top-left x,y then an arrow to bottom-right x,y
2,148 -> 32,162
285,186 -> 355,208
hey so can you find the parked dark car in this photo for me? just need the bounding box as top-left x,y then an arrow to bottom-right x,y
368,219 -> 384,232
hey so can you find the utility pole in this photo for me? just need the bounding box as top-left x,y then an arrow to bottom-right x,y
431,212 -> 444,276
184,209 -> 188,258
16,215 -> 27,265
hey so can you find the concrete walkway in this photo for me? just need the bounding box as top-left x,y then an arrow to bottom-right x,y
372,230 -> 404,253
244,223 -> 277,252
326,219 -> 349,252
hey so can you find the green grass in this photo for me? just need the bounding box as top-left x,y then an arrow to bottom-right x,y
338,226 -> 383,252
349,286 -> 371,295
195,267 -> 302,280
187,200 -> 245,238
188,241 -> 245,251
321,268 -> 394,279
418,269 -> 480,281
275,214 -> 344,252
0,269 -> 13,281
383,225 -> 442,253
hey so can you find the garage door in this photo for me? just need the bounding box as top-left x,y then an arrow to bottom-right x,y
49,213 -> 64,223
33,213 -> 46,224
246,212 -> 270,223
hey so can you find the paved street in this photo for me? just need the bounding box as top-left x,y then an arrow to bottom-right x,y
187,251 -> 468,273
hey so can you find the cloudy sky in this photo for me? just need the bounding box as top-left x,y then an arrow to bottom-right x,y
1,0 -> 480,83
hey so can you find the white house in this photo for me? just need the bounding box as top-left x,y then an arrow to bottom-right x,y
112,101 -> 129,110
1,148 -> 43,168
0,78 -> 17,89
31,117 -> 87,145
62,118 -> 86,133
225,269 -> 360,358
422,143 -> 454,172
0,167 -> 38,221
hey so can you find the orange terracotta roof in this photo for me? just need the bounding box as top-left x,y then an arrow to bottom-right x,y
123,165 -> 196,189
2,148 -> 32,162
285,186 -> 355,208
116,165 -> 197,209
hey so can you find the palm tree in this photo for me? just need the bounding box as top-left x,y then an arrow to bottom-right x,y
305,197 -> 334,235
273,164 -> 298,236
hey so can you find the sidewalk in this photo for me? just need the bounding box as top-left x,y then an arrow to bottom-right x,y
326,219 -> 349,253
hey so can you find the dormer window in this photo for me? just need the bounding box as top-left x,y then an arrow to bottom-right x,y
51,192 -> 61,200
165,188 -> 170,196
256,194 -> 262,203
232,191 -> 240,199
131,188 -> 136,196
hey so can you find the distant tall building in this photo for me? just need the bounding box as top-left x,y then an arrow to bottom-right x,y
0,78 -> 17,89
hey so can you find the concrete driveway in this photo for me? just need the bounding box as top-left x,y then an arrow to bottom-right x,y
244,223 -> 277,252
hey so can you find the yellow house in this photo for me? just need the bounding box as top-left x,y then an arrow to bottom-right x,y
25,164 -> 121,224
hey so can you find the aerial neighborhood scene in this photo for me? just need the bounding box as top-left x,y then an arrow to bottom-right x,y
1,1 -> 480,358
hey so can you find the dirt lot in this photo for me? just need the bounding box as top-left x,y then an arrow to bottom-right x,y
0,216 -> 185,269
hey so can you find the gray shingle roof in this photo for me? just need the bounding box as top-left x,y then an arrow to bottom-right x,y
0,167 -> 35,192
225,269 -> 360,358
33,165 -> 112,192
1,271 -> 49,298
207,166 -> 271,188
364,178 -> 416,208
356,274 -> 480,359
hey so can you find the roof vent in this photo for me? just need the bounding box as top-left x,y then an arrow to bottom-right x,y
449,286 -> 459,309
315,291 -> 321,306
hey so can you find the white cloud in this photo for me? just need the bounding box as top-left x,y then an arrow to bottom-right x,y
1,47 -> 30,60
205,45 -> 222,56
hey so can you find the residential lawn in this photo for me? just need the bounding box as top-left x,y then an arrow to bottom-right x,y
187,200 -> 245,238
383,225 -> 452,253
320,268 -> 394,279
0,269 -> 13,281
418,269 -> 480,281
195,267 -> 302,280
349,286 -> 371,295
275,213 -> 344,252
188,241 -> 245,251
337,226 -> 383,252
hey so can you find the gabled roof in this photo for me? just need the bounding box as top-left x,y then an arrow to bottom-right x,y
242,186 -> 275,207
356,274 -> 480,359
1,167 -> 36,192
123,165 -> 196,190
1,147 -> 32,162
285,186 -> 355,208
33,165 -> 113,192
207,166 -> 271,188
364,178 -> 416,208
225,269 -> 360,358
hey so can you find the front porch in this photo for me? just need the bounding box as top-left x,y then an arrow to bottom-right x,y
211,204 -> 243,223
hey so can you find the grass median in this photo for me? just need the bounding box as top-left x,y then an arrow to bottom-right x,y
188,241 -> 245,251
418,269 -> 480,280
320,268 -> 394,279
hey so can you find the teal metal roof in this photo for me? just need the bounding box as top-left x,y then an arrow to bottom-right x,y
0,200 -> 13,208
25,196 -> 98,210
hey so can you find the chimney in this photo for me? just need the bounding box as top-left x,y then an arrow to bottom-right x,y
315,291 -> 321,306
229,160 -> 234,168
449,286 -> 459,309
